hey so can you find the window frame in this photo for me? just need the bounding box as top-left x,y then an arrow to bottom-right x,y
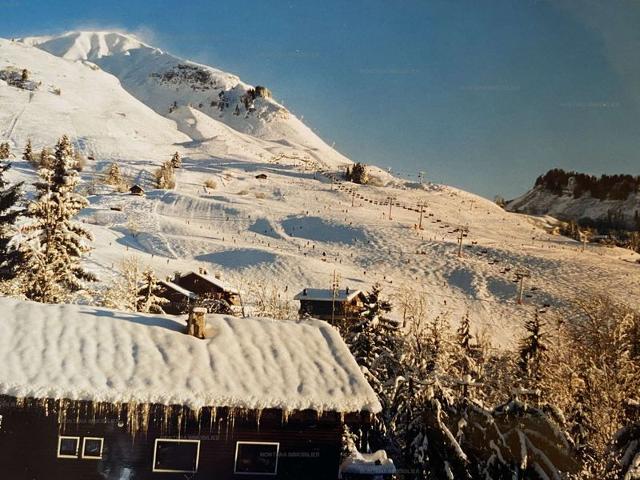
234,441 -> 280,476
57,435 -> 80,459
152,438 -> 201,473
81,437 -> 104,460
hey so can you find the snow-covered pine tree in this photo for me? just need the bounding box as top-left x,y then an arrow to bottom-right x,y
344,284 -> 401,450
39,146 -> 53,169
136,269 -> 168,314
155,160 -> 176,189
455,312 -> 478,390
396,315 -> 477,480
482,394 -> 578,479
519,312 -> 549,391
0,142 -> 10,160
170,151 -> 182,169
22,139 -> 34,165
20,135 -> 96,303
0,158 -> 23,282
105,162 -> 124,187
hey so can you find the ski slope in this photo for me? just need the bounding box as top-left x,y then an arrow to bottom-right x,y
1,32 -> 638,348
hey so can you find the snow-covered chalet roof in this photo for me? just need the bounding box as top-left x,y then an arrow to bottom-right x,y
0,297 -> 380,413
158,280 -> 197,299
294,288 -> 363,302
181,271 -> 240,295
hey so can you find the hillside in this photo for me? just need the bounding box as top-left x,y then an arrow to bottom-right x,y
507,168 -> 640,230
1,33 -> 639,348
19,31 -> 355,171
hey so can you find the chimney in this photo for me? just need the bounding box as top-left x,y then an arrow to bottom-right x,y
345,287 -> 350,294
215,272 -> 221,280
303,288 -> 307,296
186,307 -> 207,339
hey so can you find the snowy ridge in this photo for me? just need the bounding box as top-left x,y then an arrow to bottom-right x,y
506,185 -> 640,229
0,297 -> 381,413
20,31 -> 353,170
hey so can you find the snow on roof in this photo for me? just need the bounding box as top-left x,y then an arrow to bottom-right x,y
0,297 -> 380,413
158,280 -> 197,299
183,271 -> 240,295
294,288 -> 363,302
339,450 -> 396,476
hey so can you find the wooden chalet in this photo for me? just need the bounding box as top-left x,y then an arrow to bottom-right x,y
294,287 -> 366,323
156,280 -> 197,315
174,270 -> 241,307
0,297 -> 380,479
129,184 -> 145,196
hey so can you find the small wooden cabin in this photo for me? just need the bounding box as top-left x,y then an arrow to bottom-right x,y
294,287 -> 366,323
129,184 -> 145,196
156,280 -> 197,315
175,271 -> 241,307
0,297 -> 380,480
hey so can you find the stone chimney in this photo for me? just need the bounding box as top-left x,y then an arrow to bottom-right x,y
186,307 -> 207,339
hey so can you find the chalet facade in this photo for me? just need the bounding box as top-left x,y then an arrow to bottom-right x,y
0,298 -> 380,479
174,271 -> 242,308
294,287 -> 366,323
156,280 -> 197,315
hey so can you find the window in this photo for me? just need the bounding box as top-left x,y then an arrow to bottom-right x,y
57,436 -> 80,458
82,437 -> 104,459
234,442 -> 279,475
152,439 -> 200,473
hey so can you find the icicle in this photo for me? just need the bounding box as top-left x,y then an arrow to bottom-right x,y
256,408 -> 263,430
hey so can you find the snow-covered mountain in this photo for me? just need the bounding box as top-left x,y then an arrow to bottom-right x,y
507,170 -> 640,229
20,31 -> 352,170
1,32 -> 639,347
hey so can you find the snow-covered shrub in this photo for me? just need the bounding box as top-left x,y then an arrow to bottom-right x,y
203,178 -> 217,190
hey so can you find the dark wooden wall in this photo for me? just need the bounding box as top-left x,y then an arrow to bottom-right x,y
0,397 -> 359,480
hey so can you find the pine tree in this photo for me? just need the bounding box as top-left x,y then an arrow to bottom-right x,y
350,162 -> 369,184
105,162 -> 124,187
0,158 -> 23,281
22,139 -> 33,165
20,135 -> 96,303
0,142 -> 10,160
39,146 -> 53,169
344,284 -> 403,453
519,313 -> 549,390
155,160 -> 176,189
482,396 -> 578,479
136,269 -> 168,314
170,151 -> 182,169
456,312 -> 477,386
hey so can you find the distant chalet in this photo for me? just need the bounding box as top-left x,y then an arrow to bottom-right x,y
294,287 -> 366,323
129,184 -> 145,196
174,271 -> 241,306
0,297 -> 379,479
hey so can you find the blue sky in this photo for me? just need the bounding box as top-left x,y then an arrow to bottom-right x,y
1,0 -> 639,198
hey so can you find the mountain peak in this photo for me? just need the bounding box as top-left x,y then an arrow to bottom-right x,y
20,30 -> 156,61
